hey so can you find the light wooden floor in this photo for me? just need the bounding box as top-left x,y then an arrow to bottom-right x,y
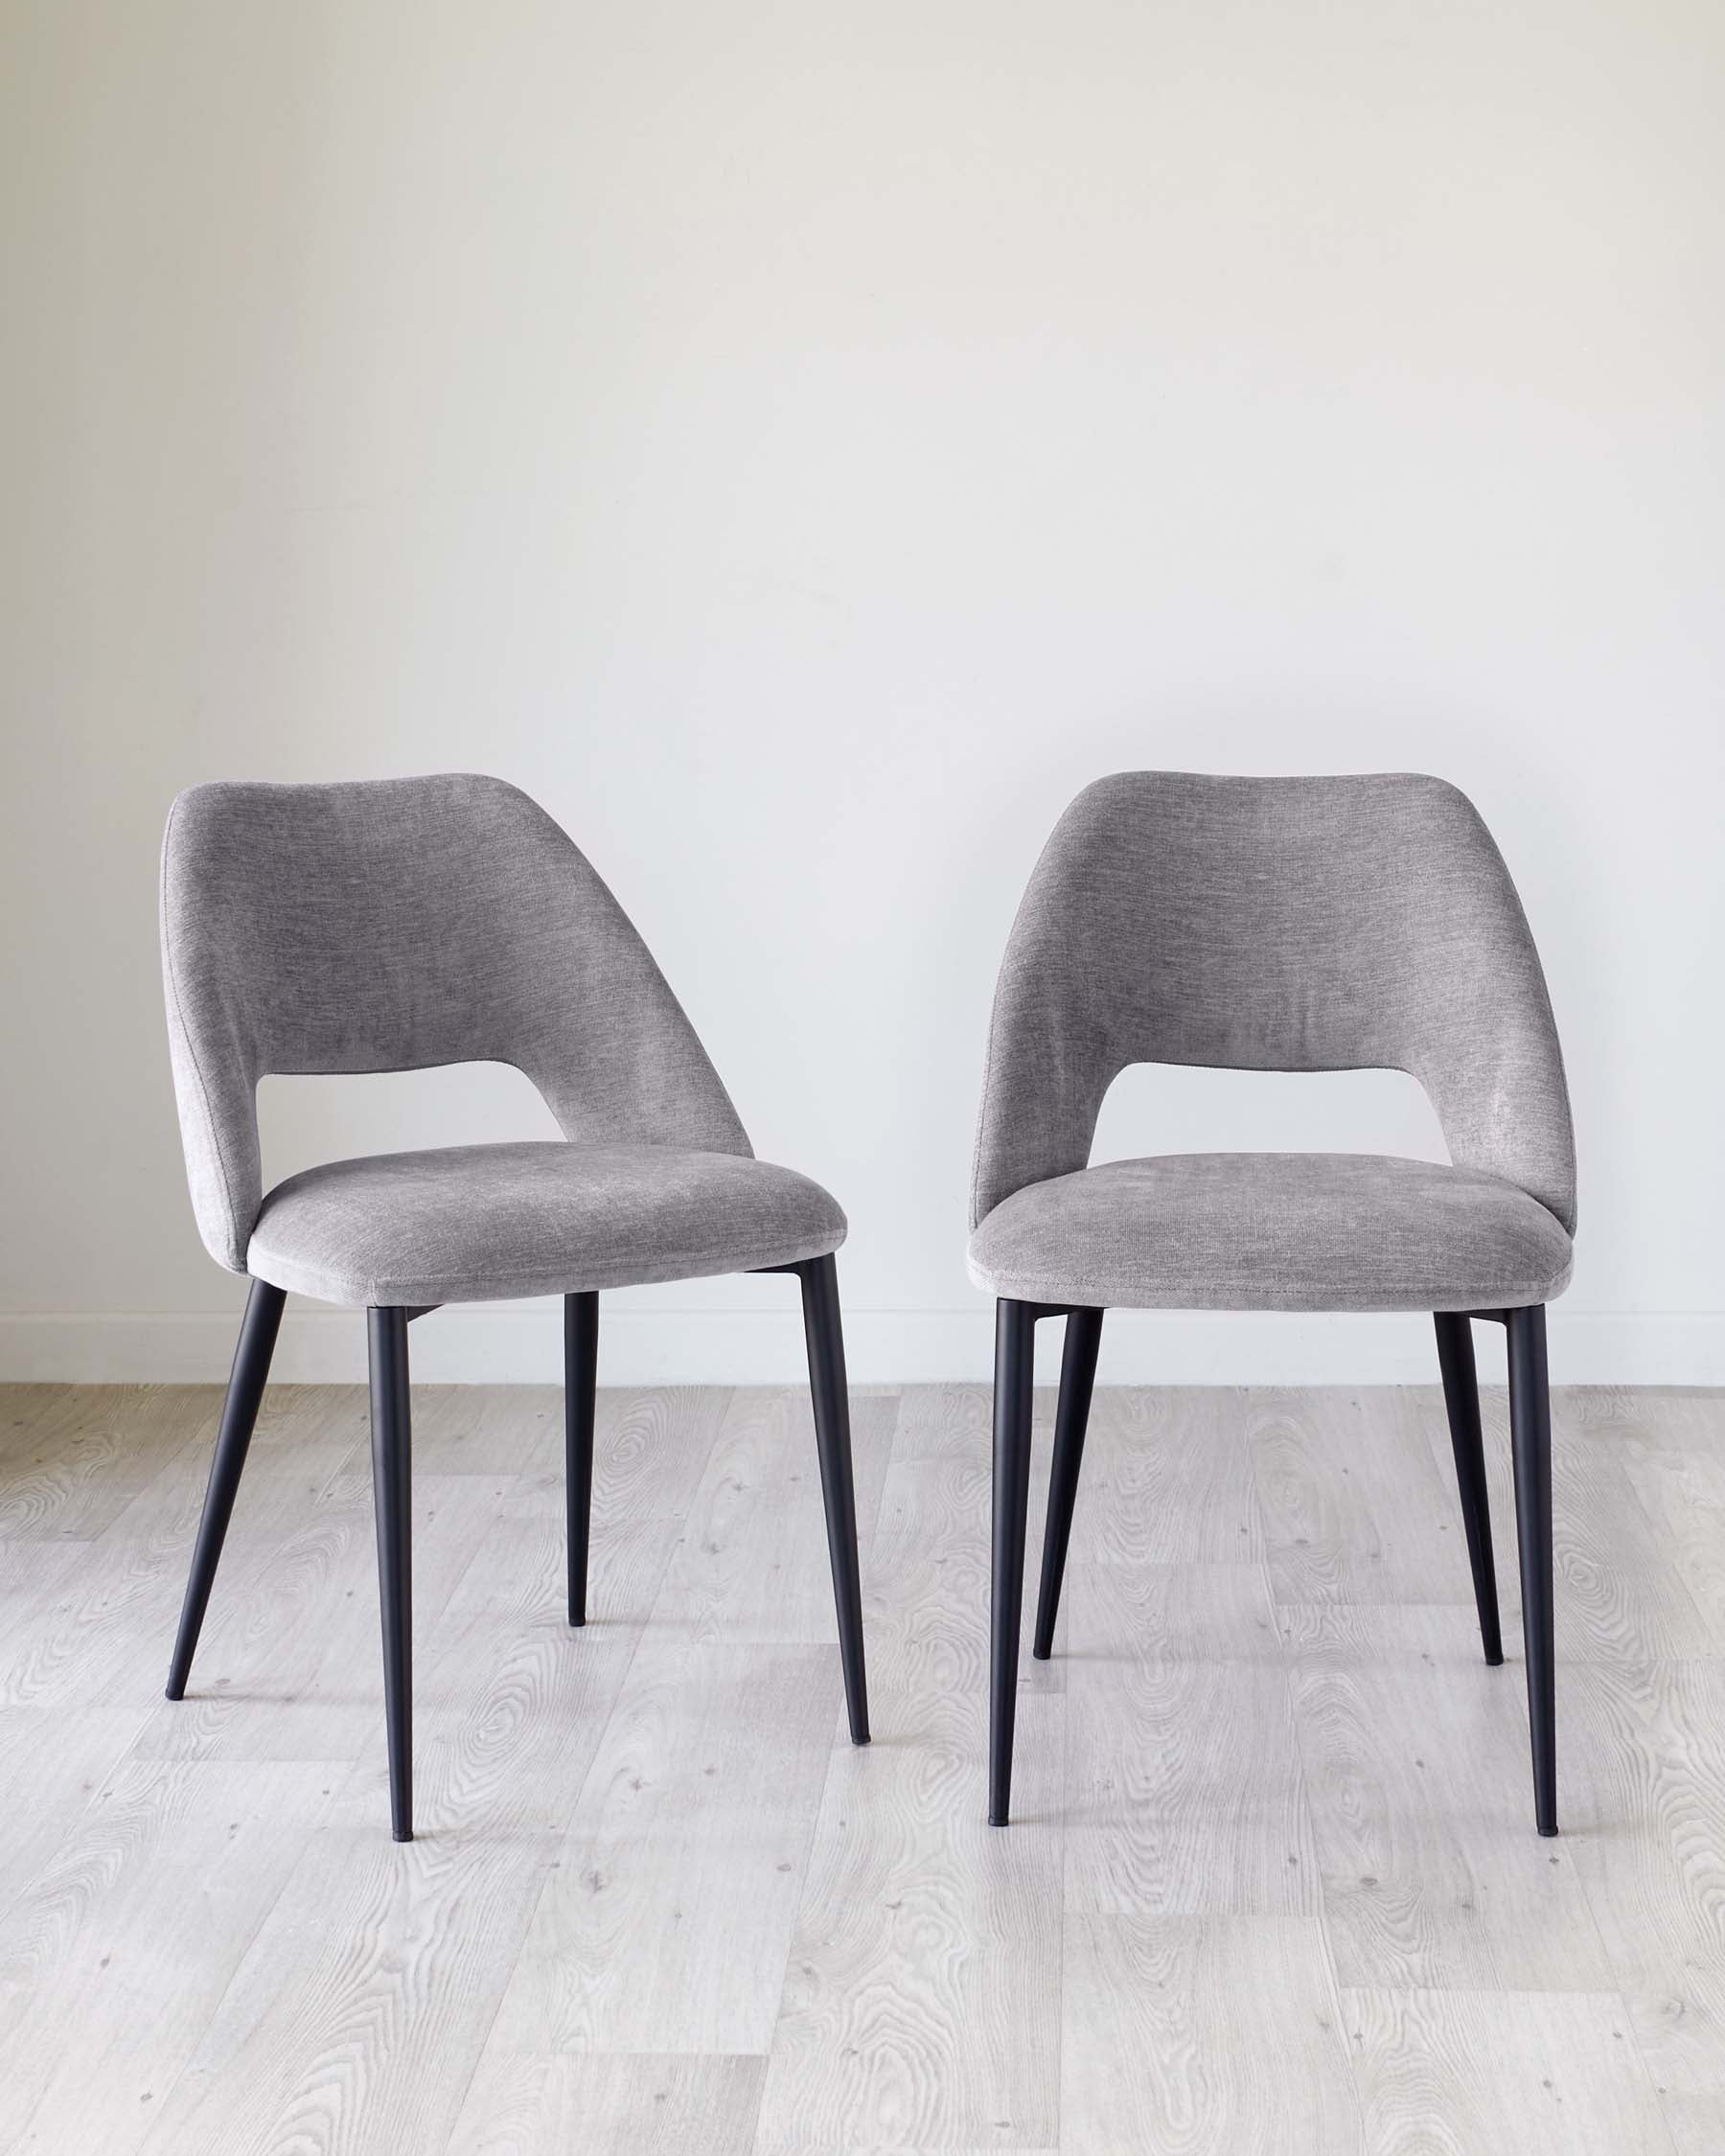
2,1379 -> 1724,2153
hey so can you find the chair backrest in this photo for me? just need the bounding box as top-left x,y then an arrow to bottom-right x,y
161,774 -> 750,1272
971,770 -> 1576,1233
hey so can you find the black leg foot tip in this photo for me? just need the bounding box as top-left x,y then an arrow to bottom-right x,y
165,1685 -> 185,1703
392,1827 -> 413,1844
1484,1651 -> 1506,1667
988,1812 -> 1009,1828
1538,1823 -> 1559,1838
1031,1645 -> 1052,1663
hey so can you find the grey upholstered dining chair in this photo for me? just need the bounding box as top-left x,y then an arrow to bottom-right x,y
971,772 -> 1575,1836
161,773 -> 868,1839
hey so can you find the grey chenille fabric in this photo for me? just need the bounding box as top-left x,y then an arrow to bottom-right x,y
969,1153 -> 1572,1313
161,774 -> 844,1302
968,772 -> 1576,1313
247,1142 -> 845,1306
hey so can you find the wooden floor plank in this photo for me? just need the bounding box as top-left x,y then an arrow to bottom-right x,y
1253,1388 -> 1465,1608
1617,1956 -> 1725,2156
133,1599 -> 642,2153
1084,1387 -> 1264,1567
1602,1397 -> 1725,1656
536,1386 -> 735,1526
0,1385 -> 218,1541
1064,1563 -> 1317,1918
650,1387 -> 899,1645
0,1702 -> 169,1922
1415,1382 -> 1720,1662
1545,1411 -> 1717,1664
446,2052 -> 765,2156
1284,1602 -> 1613,1991
129,1471 -> 515,1765
1561,1658 -> 1725,1993
1344,1985 -> 1677,2155
865,1452 -> 1055,1698
753,1686 -> 1065,2153
486,1640 -> 841,2057
1063,1913 -> 1362,2154
0,1756 -> 341,2152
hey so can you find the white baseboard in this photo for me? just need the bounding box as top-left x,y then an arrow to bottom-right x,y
1,1304 -> 1721,1388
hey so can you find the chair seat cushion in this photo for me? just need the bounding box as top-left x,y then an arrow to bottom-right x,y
966,1153 -> 1572,1313
247,1142 -> 846,1306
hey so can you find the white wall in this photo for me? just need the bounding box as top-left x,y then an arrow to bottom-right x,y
5,0 -> 1722,1387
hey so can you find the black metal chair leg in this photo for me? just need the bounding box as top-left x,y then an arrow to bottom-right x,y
166,1278 -> 287,1700
1433,1312 -> 1505,1666
564,1292 -> 598,1628
367,1307 -> 414,1843
796,1254 -> 870,1745
1032,1304 -> 1103,1661
990,1297 -> 1037,1825
1506,1303 -> 1557,1837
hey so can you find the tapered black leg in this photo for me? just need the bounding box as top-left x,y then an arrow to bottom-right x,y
367,1307 -> 414,1842
564,1292 -> 598,1627
1506,1303 -> 1557,1837
1033,1305 -> 1103,1661
797,1254 -> 870,1745
990,1298 -> 1037,1825
1433,1312 -> 1504,1666
166,1278 -> 286,1700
